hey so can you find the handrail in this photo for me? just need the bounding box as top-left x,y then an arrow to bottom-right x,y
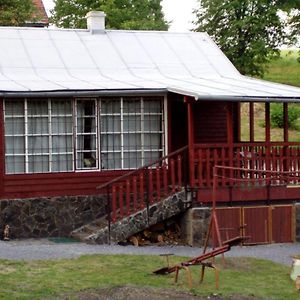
195,142 -> 300,148
97,145 -> 188,191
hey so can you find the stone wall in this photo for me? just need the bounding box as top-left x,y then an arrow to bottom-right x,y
0,195 -> 107,239
180,207 -> 211,247
86,190 -> 191,244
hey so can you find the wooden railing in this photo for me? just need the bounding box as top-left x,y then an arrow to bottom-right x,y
194,142 -> 300,188
97,146 -> 188,223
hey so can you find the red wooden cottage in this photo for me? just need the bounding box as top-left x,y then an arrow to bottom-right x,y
0,11 -> 300,244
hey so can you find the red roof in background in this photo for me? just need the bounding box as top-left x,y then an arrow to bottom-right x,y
31,0 -> 49,26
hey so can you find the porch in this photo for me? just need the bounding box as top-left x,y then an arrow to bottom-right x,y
192,142 -> 300,203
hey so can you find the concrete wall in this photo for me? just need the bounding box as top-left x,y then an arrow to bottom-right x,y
0,195 -> 107,239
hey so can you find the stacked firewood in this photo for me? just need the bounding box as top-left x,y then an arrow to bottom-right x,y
125,220 -> 182,247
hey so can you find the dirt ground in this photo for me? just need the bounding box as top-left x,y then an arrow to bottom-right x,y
57,285 -> 264,300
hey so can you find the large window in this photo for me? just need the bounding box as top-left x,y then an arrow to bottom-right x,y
100,97 -> 164,169
4,96 -> 165,174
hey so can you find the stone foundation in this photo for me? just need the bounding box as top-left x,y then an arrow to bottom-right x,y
0,195 -> 107,239
86,190 -> 191,244
180,207 -> 211,247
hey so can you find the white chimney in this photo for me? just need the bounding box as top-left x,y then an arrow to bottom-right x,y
86,11 -> 106,34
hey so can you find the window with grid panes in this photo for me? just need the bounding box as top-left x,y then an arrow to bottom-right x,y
100,97 -> 164,170
4,96 -> 164,173
5,99 -> 74,174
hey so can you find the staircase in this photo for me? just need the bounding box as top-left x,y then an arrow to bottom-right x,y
71,146 -> 191,244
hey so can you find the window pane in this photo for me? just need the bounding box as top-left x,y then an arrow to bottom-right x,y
28,117 -> 48,134
76,152 -> 97,169
101,152 -> 121,169
124,152 -> 142,168
52,136 -> 72,153
101,100 -> 120,114
28,155 -> 49,173
27,101 -> 48,115
77,100 -> 95,117
52,154 -> 73,172
123,116 -> 141,132
28,136 -> 49,153
5,117 -> 25,135
144,115 -> 161,131
5,100 -> 24,115
5,155 -> 25,173
51,100 -> 72,115
77,117 -> 96,133
5,136 -> 25,154
144,99 -> 161,113
52,117 -> 73,134
77,135 -> 96,151
144,134 -> 161,150
124,133 -> 141,150
101,116 -> 121,132
123,99 -> 140,113
101,134 -> 121,151
144,151 -> 161,165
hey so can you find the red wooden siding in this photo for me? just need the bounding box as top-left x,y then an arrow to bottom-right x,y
216,205 -> 294,245
194,101 -> 228,143
243,206 -> 270,244
2,171 -> 127,199
168,94 -> 187,152
216,207 -> 241,241
271,205 -> 293,243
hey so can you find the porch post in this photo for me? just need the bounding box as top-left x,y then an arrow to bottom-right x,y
283,102 -> 289,172
265,102 -> 271,172
0,99 -> 4,198
227,102 -> 234,159
227,102 -> 234,188
249,102 -> 254,142
185,96 -> 195,188
283,103 -> 288,142
265,102 -> 271,143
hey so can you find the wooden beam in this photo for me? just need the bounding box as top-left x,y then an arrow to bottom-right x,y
186,96 -> 195,188
236,102 -> 241,142
227,102 -> 234,145
0,99 -> 5,198
283,103 -> 289,142
249,102 -> 254,142
265,102 -> 271,143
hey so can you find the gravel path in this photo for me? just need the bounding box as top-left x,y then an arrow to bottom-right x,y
0,239 -> 298,266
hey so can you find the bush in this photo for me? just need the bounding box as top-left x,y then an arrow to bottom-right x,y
270,103 -> 300,129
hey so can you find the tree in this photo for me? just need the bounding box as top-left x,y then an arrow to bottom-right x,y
51,0 -> 168,30
281,1 -> 300,50
0,0 -> 36,26
193,0 -> 288,77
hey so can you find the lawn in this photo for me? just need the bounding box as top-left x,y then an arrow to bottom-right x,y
263,50 -> 300,87
0,254 -> 298,300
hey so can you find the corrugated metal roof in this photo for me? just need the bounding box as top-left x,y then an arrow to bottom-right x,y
0,26 -> 299,101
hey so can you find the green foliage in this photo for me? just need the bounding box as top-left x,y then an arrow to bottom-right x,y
193,0 -> 288,77
0,0 -> 36,26
51,0 -> 168,30
271,103 -> 300,129
0,255 -> 298,299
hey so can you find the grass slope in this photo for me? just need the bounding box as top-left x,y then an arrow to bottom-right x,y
263,50 -> 300,87
0,255 -> 298,300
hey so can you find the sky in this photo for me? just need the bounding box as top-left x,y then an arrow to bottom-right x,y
42,0 -> 199,32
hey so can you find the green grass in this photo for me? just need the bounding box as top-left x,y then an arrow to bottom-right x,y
263,50 -> 300,87
0,255 -> 298,299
